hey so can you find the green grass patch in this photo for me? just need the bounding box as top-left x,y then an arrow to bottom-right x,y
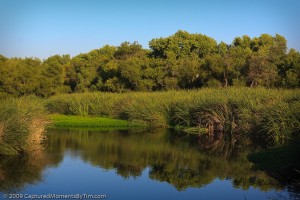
49,114 -> 146,128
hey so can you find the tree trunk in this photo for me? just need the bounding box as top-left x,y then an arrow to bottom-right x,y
250,80 -> 255,87
223,71 -> 228,87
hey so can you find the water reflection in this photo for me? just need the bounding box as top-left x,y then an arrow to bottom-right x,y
0,150 -> 62,192
0,128 -> 286,194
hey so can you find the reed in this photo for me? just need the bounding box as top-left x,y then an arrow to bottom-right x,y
0,96 -> 49,155
46,87 -> 300,144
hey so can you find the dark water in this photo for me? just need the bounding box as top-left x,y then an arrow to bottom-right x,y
0,128 -> 298,200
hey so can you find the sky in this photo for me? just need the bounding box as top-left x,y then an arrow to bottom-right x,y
0,0 -> 299,59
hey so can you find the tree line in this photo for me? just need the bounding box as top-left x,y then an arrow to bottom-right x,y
0,30 -> 299,97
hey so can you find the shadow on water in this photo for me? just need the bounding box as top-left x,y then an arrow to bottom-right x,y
0,128 -> 298,198
248,139 -> 300,200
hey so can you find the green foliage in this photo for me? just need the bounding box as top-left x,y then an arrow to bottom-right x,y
280,49 -> 300,88
0,58 -> 42,96
246,53 -> 278,87
1,31 -> 298,97
149,30 -> 217,59
41,55 -> 71,96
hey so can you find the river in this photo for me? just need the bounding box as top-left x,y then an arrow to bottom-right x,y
0,128 -> 299,200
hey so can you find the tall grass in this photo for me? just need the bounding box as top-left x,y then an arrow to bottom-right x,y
46,87 -> 300,144
0,96 -> 49,155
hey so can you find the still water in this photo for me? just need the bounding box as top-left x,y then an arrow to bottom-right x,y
0,128 -> 297,200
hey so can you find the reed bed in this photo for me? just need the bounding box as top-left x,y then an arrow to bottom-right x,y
0,97 -> 49,155
46,87 -> 300,144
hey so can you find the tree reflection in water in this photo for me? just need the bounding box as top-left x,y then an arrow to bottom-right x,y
0,128 -> 294,194
0,149 -> 62,192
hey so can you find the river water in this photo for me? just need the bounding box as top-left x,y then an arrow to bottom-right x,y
0,128 -> 298,200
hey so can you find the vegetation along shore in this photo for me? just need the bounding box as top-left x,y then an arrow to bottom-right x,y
46,88 -> 300,140
0,31 -> 299,156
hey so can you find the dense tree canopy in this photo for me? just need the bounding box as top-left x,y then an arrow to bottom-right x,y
0,30 -> 299,97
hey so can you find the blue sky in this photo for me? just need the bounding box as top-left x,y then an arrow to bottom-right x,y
0,0 -> 299,59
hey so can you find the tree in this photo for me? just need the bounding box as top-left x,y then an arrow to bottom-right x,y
69,54 -> 92,92
177,56 -> 203,88
0,58 -> 42,96
281,49 -> 300,88
118,58 -> 143,90
114,41 -> 145,60
246,53 -> 278,87
41,55 -> 70,96
225,45 -> 252,86
149,30 -> 217,59
69,46 -> 116,92
0,55 -> 8,63
0,31 -> 298,97
203,54 -> 224,87
233,35 -> 251,49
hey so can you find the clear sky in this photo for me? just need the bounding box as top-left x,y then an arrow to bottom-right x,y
0,0 -> 299,59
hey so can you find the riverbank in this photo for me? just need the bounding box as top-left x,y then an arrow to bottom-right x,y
1,87 -> 300,156
47,87 -> 300,144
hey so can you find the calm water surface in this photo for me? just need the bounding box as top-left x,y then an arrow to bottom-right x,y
0,128 -> 297,200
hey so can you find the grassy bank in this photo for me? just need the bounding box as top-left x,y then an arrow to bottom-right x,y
1,87 -> 298,156
0,97 -> 49,156
46,87 -> 300,145
49,114 -> 146,128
